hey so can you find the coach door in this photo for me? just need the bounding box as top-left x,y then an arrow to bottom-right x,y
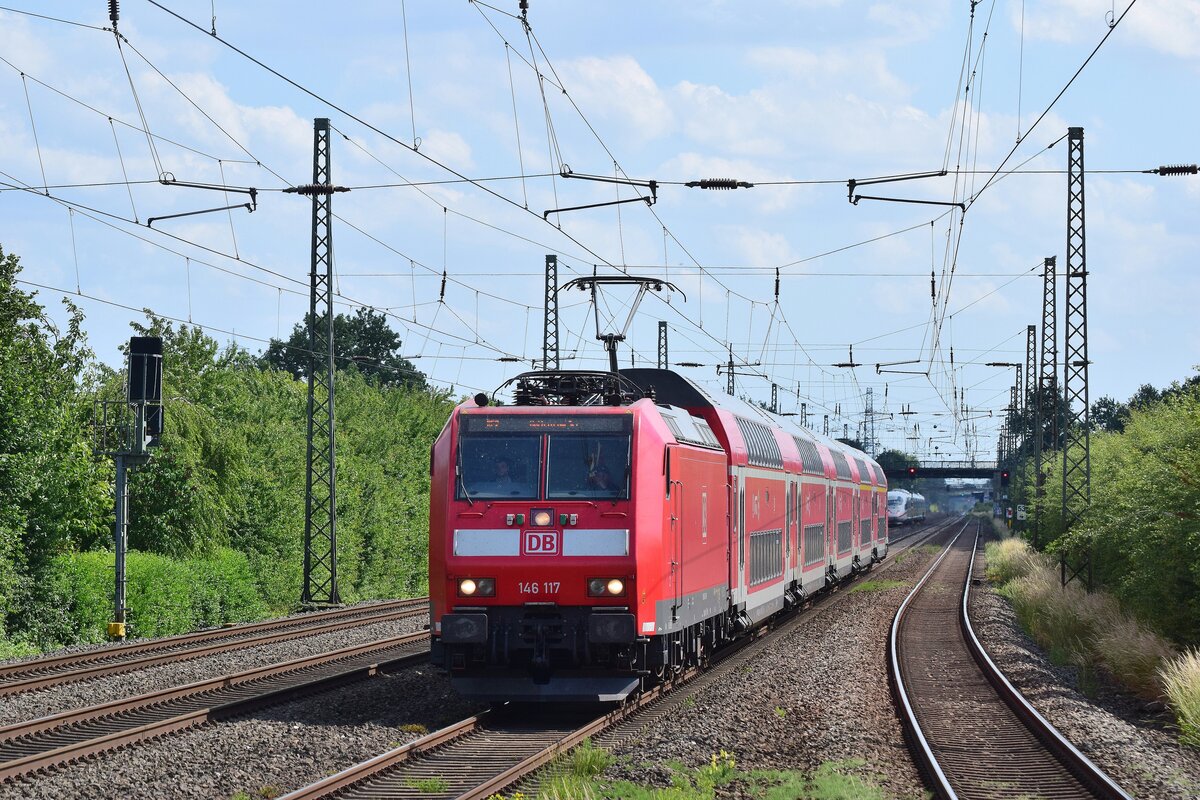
826,484 -> 836,575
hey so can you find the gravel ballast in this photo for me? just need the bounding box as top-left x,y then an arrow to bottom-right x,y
593,542 -> 942,800
6,527 -> 1199,800
0,609 -> 427,729
1,663 -> 483,800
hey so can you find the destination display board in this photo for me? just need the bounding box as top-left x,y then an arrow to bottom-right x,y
460,413 -> 631,434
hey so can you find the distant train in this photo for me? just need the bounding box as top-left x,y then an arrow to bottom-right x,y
886,489 -> 927,526
428,368 -> 888,702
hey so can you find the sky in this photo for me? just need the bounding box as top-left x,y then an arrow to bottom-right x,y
1,0 -> 1197,462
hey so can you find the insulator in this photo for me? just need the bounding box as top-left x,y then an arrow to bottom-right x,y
1156,164 -> 1198,176
685,178 -> 754,190
109,0 -> 119,24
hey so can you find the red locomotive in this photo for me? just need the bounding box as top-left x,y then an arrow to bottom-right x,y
428,369 -> 888,701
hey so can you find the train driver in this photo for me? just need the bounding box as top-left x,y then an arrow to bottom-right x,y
586,464 -> 619,495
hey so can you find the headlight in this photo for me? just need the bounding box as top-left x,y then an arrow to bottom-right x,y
531,508 -> 554,527
458,577 -> 495,597
587,577 -> 627,597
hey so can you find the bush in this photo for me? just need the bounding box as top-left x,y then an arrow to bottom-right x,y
1032,384 -> 1200,647
25,548 -> 267,646
1160,649 -> 1200,747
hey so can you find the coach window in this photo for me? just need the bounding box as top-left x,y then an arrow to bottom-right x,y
456,435 -> 540,500
546,434 -> 631,500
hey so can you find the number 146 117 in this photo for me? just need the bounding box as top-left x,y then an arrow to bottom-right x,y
518,581 -> 560,595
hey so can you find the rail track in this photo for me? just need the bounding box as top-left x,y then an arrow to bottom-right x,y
889,519 -> 1130,799
0,598 -> 428,698
0,631 -> 431,783
279,519 -> 963,800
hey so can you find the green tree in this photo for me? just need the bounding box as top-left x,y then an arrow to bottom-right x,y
0,246 -> 110,643
1090,395 -> 1129,433
875,448 -> 918,489
261,307 -> 426,389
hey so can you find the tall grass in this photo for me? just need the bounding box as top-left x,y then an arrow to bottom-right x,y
984,538 -> 1044,585
1160,650 -> 1200,747
988,539 -> 1187,716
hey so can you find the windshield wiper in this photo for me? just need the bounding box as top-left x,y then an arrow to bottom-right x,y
456,464 -> 474,506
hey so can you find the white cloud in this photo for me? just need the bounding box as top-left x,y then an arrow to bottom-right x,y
418,128 -> 475,172
555,55 -> 675,141
724,226 -> 798,265
1020,0 -> 1200,59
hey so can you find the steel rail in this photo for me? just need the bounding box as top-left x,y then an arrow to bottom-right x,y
0,632 -> 430,782
0,598 -> 427,695
889,520 -> 1130,799
960,534 -> 1131,799
280,517 -> 965,800
887,519 -> 968,797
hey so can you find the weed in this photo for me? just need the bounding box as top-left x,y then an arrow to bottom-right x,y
848,579 -> 907,594
1161,649 -> 1200,747
682,695 -> 696,709
568,740 -> 612,778
773,706 -> 787,720
229,794 -> 252,800
697,749 -> 738,788
399,722 -> 429,735
410,776 -> 448,793
255,787 -> 282,800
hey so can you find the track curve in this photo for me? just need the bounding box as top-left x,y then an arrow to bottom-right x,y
889,520 -> 1129,799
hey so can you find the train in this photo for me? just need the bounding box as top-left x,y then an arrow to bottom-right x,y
885,489 -> 927,526
428,369 -> 888,702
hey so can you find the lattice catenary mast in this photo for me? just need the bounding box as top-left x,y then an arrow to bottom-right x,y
287,118 -> 348,607
542,255 -> 559,370
1061,127 -> 1091,587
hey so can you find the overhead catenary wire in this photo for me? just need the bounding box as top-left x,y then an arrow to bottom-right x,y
13,278 -> 487,394
7,5 -> 1074,454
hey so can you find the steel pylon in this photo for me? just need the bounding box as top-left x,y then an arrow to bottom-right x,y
302,118 -> 340,607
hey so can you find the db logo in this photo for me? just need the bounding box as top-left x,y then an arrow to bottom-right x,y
522,530 -> 560,556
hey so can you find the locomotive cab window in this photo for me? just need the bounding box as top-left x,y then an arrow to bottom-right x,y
456,435 -> 540,500
546,433 -> 631,500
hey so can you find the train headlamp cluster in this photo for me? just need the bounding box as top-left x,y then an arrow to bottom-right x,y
587,577 -> 626,597
457,577 -> 496,597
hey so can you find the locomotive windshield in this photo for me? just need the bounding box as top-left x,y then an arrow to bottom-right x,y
546,434 -> 631,500
455,413 -> 632,501
456,435 -> 540,499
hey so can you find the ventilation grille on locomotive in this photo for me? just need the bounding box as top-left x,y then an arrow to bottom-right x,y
831,451 -> 851,480
661,412 -> 723,451
837,521 -> 853,553
735,416 -> 783,469
803,524 -> 825,566
749,529 -> 783,586
792,435 -> 825,475
693,419 -> 720,448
